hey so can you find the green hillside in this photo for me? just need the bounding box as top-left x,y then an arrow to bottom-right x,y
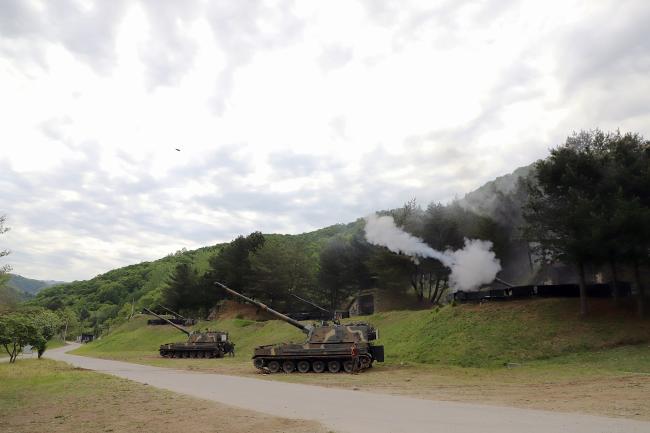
31,222 -> 359,335
74,298 -> 650,369
1,274 -> 67,311
0,284 -> 24,312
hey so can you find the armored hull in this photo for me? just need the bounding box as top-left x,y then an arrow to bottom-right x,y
252,338 -> 384,373
159,331 -> 234,358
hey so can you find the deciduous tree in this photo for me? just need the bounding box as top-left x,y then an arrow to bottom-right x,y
0,313 -> 38,363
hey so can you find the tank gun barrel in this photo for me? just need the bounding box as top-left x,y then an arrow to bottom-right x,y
159,305 -> 186,320
215,282 -> 310,334
290,293 -> 331,315
494,277 -> 514,288
142,307 -> 191,336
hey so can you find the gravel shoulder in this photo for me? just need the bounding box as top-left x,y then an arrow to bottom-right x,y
48,344 -> 650,433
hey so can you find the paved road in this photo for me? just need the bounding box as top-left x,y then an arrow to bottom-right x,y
47,344 -> 649,433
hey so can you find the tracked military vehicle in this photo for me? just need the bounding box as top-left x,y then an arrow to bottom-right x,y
143,308 -> 234,358
216,282 -> 384,373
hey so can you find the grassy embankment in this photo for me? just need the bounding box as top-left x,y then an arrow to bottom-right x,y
0,359 -> 327,433
75,298 -> 650,370
71,298 -> 650,419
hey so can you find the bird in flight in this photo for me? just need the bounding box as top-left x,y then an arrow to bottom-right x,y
175,148 -> 181,151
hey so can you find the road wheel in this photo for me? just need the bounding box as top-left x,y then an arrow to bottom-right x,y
343,360 -> 354,373
312,360 -> 325,373
198,351 -> 205,359
282,360 -> 296,373
170,352 -> 177,358
327,360 -> 341,373
190,351 -> 197,358
253,358 -> 265,369
297,360 -> 310,373
267,360 -> 281,373
183,352 -> 190,359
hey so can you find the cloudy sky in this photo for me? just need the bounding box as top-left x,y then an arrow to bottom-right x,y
1,0 -> 649,281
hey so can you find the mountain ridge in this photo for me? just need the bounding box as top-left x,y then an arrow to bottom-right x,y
6,273 -> 66,295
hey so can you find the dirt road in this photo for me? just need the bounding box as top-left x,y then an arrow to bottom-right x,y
47,344 -> 650,433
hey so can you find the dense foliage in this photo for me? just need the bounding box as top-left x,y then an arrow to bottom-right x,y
0,308 -> 63,362
28,245 -> 221,335
523,130 -> 650,316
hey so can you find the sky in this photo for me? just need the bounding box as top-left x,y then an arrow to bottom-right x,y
1,0 -> 649,282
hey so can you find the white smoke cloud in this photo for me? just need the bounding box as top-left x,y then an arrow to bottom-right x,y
445,239 -> 502,292
364,214 -> 501,292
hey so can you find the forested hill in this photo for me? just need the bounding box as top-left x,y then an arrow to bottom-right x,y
28,165 -> 533,336
30,221 -> 361,333
0,274 -> 65,312
459,164 -> 533,223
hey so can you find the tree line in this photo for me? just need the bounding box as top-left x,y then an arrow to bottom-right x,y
522,130 -> 649,316
162,201 -> 512,315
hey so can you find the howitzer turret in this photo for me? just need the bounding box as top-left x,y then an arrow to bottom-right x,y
142,307 -> 234,359
216,282 -> 384,373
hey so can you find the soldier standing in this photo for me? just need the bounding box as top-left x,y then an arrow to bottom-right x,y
350,342 -> 360,374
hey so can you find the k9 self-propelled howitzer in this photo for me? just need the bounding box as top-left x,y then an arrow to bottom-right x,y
216,282 -> 384,373
143,307 -> 234,358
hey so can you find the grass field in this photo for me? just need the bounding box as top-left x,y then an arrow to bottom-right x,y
71,298 -> 650,420
0,359 -> 327,433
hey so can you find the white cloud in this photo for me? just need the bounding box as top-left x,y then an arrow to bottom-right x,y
1,0 -> 649,280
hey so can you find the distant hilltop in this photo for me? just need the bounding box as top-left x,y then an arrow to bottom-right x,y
6,273 -> 66,296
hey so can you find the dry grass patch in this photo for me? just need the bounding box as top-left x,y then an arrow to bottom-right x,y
0,359 -> 329,433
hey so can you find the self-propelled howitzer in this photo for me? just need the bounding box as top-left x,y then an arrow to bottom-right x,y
216,282 -> 384,373
143,308 -> 234,358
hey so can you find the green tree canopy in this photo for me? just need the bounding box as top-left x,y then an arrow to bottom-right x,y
523,130 -> 650,316
0,308 -> 62,362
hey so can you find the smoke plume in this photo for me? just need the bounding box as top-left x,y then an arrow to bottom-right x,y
364,214 -> 501,292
